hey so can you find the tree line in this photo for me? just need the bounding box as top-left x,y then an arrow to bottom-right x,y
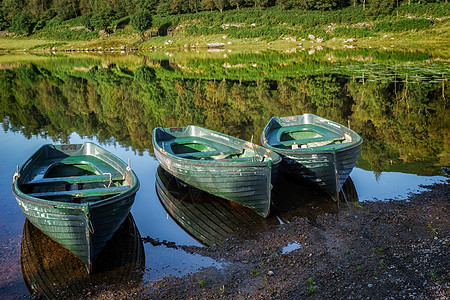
0,0 -> 447,35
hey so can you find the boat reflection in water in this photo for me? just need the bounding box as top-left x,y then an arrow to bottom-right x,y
156,166 -> 280,246
272,174 -> 358,224
20,214 -> 144,299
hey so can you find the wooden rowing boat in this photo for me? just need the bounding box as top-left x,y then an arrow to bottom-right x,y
261,113 -> 362,199
12,142 -> 139,273
152,125 -> 281,218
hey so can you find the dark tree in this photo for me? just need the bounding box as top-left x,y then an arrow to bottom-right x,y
137,0 -> 159,13
91,8 -> 116,31
53,0 -> 79,20
156,0 -> 172,16
367,0 -> 394,15
0,7 -> 10,30
12,12 -> 34,35
131,10 -> 152,34
80,12 -> 94,30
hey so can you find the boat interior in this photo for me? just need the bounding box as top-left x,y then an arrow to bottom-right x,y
20,155 -> 129,202
268,124 -> 351,150
162,137 -> 267,162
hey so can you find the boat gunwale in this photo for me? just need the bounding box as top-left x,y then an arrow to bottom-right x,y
12,142 -> 140,210
153,126 -> 281,168
261,114 -> 363,155
264,138 -> 363,156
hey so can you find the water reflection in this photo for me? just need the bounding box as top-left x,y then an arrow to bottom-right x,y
0,58 -> 447,174
156,164 -> 360,244
156,166 -> 279,246
273,175 -> 358,224
20,214 -> 144,299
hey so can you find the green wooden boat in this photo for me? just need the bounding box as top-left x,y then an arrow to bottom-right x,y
21,214 -> 144,298
156,167 -> 279,246
152,125 -> 281,218
12,142 -> 139,273
261,113 -> 362,199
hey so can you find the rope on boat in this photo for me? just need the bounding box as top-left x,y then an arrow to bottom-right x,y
12,165 -> 20,184
103,173 -> 112,188
84,204 -> 95,234
249,135 -> 262,162
88,220 -> 94,234
127,158 -> 132,171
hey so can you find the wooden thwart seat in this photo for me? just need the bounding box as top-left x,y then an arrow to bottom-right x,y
218,157 -> 260,162
278,136 -> 345,147
24,173 -> 124,185
27,185 -> 130,198
176,150 -> 241,159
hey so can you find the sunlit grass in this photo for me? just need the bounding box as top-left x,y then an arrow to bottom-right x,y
1,19 -> 448,59
0,36 -> 140,52
0,38 -> 67,50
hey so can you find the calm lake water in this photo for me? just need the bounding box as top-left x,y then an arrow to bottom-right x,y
0,48 -> 448,298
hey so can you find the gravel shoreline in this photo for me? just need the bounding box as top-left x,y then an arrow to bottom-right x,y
91,179 -> 449,299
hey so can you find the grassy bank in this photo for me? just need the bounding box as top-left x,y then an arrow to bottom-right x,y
0,3 -> 448,55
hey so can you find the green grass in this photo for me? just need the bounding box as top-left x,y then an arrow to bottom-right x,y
307,278 -> 318,295
1,14 -> 448,56
0,35 -> 141,52
0,38 -> 67,50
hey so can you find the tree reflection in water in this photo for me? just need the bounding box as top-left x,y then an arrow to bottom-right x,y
0,53 -> 447,175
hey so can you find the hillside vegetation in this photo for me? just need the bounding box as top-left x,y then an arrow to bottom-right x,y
0,0 -> 449,50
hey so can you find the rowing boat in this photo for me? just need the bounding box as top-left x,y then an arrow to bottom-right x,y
152,125 -> 281,218
261,113 -> 362,199
12,142 -> 139,272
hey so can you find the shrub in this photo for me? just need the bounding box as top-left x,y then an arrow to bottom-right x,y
156,0 -> 172,17
91,9 -> 116,31
367,0 -> 395,16
34,20 -> 46,31
53,0 -> 78,20
332,26 -> 371,38
390,18 -> 433,32
138,0 -> 159,14
131,11 -> 152,33
0,11 -> 9,30
396,3 -> 450,18
41,9 -> 57,21
373,18 -> 433,32
372,20 -> 391,32
11,12 -> 34,35
80,12 -> 94,30
308,0 -> 339,11
114,16 -> 131,29
46,17 -> 62,28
